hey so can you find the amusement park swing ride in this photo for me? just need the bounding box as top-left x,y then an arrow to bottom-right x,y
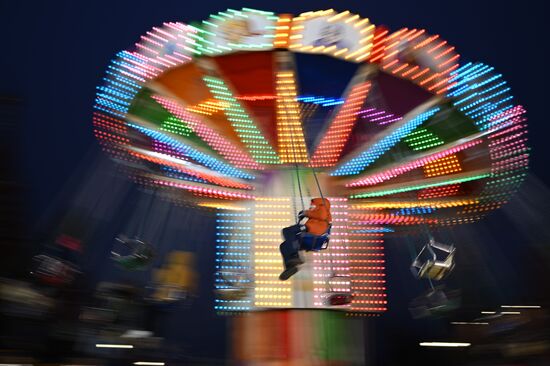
91,8 -> 529,314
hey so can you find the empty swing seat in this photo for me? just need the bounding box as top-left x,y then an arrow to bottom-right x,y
325,275 -> 353,306
112,237 -> 155,271
215,271 -> 251,301
215,287 -> 249,301
411,239 -> 456,281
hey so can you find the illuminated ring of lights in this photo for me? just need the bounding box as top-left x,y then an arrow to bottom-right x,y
93,8 -> 529,226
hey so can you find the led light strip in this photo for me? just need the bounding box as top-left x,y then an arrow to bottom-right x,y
186,98 -> 229,116
153,94 -> 262,170
332,99 -> 441,176
350,198 -> 479,210
351,213 -> 438,225
359,106 -> 402,125
126,119 -> 255,180
124,146 -> 253,190
214,209 -> 253,311
351,170 -> 491,198
313,198 -> 352,307
148,175 -> 255,200
378,28 -> 460,94
275,65 -> 309,163
203,75 -> 281,164
297,95 -> 344,106
346,138 -> 483,187
346,211 -> 387,312
310,78 -> 372,167
404,127 -> 445,151
274,14 -> 293,48
198,8 -> 278,55
289,10 -> 374,62
253,197 -> 293,307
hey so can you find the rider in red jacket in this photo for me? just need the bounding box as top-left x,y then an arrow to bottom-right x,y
279,198 -> 332,281
302,198 -> 331,236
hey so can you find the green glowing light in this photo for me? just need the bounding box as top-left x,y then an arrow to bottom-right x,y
351,173 -> 491,198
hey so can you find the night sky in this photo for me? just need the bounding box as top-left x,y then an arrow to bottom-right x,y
2,1 -> 550,364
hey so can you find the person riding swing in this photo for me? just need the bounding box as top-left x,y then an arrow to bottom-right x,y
279,198 -> 332,281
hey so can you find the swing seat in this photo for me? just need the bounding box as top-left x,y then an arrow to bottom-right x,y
300,224 -> 332,252
151,285 -> 188,303
324,275 -> 353,306
411,239 -> 456,281
32,254 -> 79,286
215,271 -> 251,300
215,287 -> 249,301
326,293 -> 353,306
112,237 -> 155,271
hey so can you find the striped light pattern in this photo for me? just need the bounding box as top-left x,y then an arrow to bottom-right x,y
299,102 -> 319,123
310,81 -> 372,167
125,147 -> 254,190
352,213 -> 438,226
159,115 -> 192,137
331,105 -> 441,176
289,10 -> 375,62
235,95 -> 278,101
274,14 -> 293,48
253,198 -> 294,308
347,204 -> 388,312
135,22 -> 195,66
423,155 -> 462,178
203,75 -> 281,164
297,95 -> 344,107
275,68 -> 309,163
368,26 -> 390,63
152,94 -> 262,170
351,172 -> 491,199
215,210 -> 253,311
404,128 -> 445,151
359,107 -> 402,125
402,123 -> 464,184
92,23 -> 265,201
296,98 -> 402,126
449,63 -> 514,131
217,197 -> 388,312
197,8 -> 278,55
377,28 -> 460,94
127,122 -> 255,180
148,176 -> 255,200
457,105 -> 528,218
442,64 -> 529,223
186,98 -> 230,116
351,199 -> 479,210
313,198 -> 352,307
418,184 -> 461,200
312,198 -> 387,312
346,138 -> 482,187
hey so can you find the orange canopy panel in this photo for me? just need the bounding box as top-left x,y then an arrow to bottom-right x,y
153,62 -> 245,151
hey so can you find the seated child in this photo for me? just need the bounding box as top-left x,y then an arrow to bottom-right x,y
279,198 -> 332,281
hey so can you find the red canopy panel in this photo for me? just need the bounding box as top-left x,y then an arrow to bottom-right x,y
212,51 -> 278,149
